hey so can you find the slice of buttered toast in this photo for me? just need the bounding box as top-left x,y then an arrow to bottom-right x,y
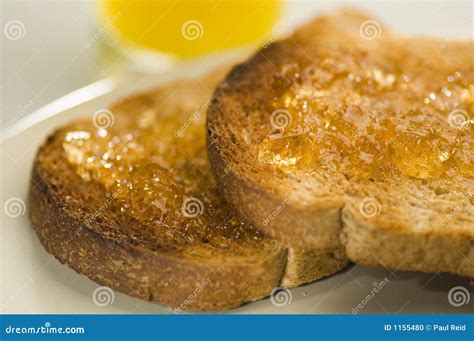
207,10 -> 473,278
28,67 -> 346,311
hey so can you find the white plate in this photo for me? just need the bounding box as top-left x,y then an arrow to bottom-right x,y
1,10 -> 473,313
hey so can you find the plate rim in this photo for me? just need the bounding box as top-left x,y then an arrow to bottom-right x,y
1,78 -> 116,144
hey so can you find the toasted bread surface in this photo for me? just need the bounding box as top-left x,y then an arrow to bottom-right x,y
29,69 -> 289,311
29,64 -> 348,311
207,10 -> 473,278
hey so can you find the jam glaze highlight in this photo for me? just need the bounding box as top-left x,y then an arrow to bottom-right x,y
62,98 -> 262,247
258,46 -> 473,180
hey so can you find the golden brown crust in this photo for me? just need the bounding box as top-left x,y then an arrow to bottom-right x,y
281,248 -> 348,288
28,58 -> 351,312
207,136 -> 349,285
207,9 -> 473,278
341,204 -> 474,278
29,148 -> 287,311
27,68 -> 291,311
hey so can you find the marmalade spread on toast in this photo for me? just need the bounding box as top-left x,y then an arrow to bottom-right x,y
258,49 -> 473,180
62,100 -> 262,246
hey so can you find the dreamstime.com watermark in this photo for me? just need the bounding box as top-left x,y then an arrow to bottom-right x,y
92,109 -> 115,130
270,109 -> 292,130
262,21 -> 289,48
181,20 -> 204,40
174,101 -> 210,138
84,11 -> 122,49
352,277 -> 390,314
2,99 -> 34,133
440,191 -> 472,227
84,190 -> 122,229
181,197 -> 204,218
359,20 -> 382,41
270,287 -> 292,307
173,278 -> 212,313
440,16 -> 473,49
92,286 -> 115,307
358,197 -> 381,218
0,277 -> 34,312
3,20 -> 26,41
262,195 -> 292,227
447,109 -> 471,130
4,322 -> 85,335
3,197 -> 26,218
448,286 -> 470,307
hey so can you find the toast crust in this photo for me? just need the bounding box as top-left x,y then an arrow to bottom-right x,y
207,10 -> 473,278
28,65 -> 348,311
28,69 -> 291,311
29,141 -> 287,311
341,201 -> 474,278
208,139 -> 348,286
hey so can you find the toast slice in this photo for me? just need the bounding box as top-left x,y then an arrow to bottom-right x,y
28,67 -> 346,311
29,69 -> 287,311
207,10 -> 473,278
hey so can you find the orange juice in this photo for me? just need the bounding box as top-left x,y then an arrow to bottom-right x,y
99,0 -> 282,59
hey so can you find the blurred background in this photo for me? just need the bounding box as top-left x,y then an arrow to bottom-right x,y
1,0 -> 472,134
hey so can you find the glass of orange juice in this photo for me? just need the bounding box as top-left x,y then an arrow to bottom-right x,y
97,0 -> 283,73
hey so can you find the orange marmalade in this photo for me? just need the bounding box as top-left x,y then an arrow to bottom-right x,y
258,50 -> 473,180
62,99 -> 261,246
